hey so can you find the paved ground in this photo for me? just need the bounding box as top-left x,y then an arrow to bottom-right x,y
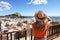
53,37 -> 60,40
17,36 -> 60,40
53,34 -> 60,40
18,36 -> 60,40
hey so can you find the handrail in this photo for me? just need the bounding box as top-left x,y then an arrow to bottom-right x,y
0,24 -> 60,40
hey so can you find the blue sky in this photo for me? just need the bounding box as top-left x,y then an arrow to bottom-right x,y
0,0 -> 60,16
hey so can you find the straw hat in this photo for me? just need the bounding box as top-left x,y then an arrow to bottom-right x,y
34,10 -> 47,22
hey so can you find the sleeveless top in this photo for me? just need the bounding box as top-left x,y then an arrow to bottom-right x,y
32,23 -> 49,38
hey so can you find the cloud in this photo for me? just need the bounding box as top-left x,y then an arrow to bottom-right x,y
0,1 -> 12,11
27,0 -> 48,5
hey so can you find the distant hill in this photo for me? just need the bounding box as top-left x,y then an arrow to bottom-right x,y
0,12 -> 29,18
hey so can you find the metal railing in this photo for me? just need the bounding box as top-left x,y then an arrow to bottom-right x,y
0,24 -> 60,40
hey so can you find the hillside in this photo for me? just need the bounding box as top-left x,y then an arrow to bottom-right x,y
0,12 -> 29,18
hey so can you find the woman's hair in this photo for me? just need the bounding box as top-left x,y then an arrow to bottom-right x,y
35,18 -> 47,31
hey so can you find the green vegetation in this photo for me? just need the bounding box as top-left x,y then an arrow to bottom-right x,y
0,12 -> 29,18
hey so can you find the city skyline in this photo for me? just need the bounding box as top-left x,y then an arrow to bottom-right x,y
0,0 -> 60,16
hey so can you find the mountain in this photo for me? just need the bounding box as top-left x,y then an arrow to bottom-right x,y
0,12 -> 29,18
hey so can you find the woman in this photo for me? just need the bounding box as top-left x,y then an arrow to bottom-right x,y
32,10 -> 51,40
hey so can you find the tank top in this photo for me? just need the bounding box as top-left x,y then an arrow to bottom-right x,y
32,23 -> 49,38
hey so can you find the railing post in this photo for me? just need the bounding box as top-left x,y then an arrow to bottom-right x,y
54,26 -> 55,35
0,32 -> 2,40
55,26 -> 57,34
31,28 -> 32,40
58,25 -> 60,33
24,28 -> 27,40
7,33 -> 9,40
18,32 -> 20,40
51,26 -> 53,36
10,33 -> 12,40
48,27 -> 50,37
59,25 -> 60,33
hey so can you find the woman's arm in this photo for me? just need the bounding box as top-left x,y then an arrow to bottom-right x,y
44,13 -> 52,22
46,15 -> 52,23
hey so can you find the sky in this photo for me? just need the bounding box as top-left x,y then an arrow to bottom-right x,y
0,0 -> 60,16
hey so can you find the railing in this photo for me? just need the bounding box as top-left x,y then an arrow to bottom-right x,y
48,24 -> 60,37
0,24 -> 60,40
